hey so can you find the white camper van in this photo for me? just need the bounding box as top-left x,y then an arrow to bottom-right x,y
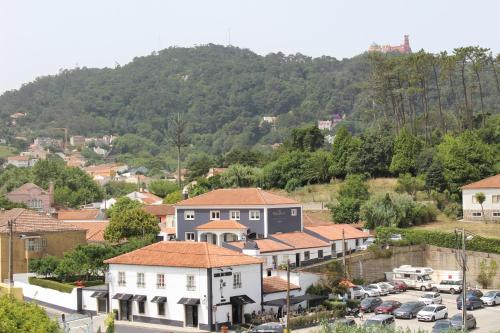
391,265 -> 434,291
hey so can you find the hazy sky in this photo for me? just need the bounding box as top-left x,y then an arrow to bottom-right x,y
1,0 -> 499,93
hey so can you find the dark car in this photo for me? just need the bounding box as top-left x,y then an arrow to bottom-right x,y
458,290 -> 484,298
431,320 -> 459,333
393,301 -> 426,319
334,318 -> 356,326
457,295 -> 484,310
360,297 -> 383,312
450,313 -> 476,330
375,300 -> 402,314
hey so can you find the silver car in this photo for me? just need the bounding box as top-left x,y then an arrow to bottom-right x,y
481,290 -> 500,306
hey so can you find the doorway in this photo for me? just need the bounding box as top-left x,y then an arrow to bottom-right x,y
232,304 -> 243,324
185,305 -> 198,327
119,300 -> 131,321
295,253 -> 300,267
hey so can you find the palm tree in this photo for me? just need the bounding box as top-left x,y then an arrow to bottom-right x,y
475,192 -> 486,223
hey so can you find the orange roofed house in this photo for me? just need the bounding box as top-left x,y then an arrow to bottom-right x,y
104,241 -> 263,329
7,182 -> 54,213
461,174 -> 500,221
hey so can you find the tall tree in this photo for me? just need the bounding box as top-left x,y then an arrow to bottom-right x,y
330,127 -> 353,179
169,113 -> 188,188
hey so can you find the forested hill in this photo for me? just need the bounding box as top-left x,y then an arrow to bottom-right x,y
0,45 -> 371,153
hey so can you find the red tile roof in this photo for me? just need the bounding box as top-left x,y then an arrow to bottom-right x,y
58,209 -> 104,221
462,174 -> 500,189
228,239 -> 294,253
8,183 -> 48,195
305,224 -> 369,241
302,213 -> 332,227
69,222 -> 107,242
0,209 -> 85,233
7,155 -> 29,161
196,220 -> 248,230
159,225 -> 176,234
263,276 -> 300,294
144,204 -> 175,216
104,241 -> 263,268
176,188 -> 299,207
271,232 -> 329,249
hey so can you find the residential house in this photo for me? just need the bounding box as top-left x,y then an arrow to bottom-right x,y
57,209 -> 107,223
34,137 -> 63,149
317,120 -> 333,131
126,191 -> 163,205
7,183 -> 54,213
206,168 -> 227,178
175,188 -> 302,244
68,222 -> 108,243
304,224 -> 370,257
84,163 -> 127,178
144,204 -> 175,226
70,135 -> 86,147
0,209 -> 86,282
461,174 -> 500,221
6,155 -> 37,168
104,241 -> 263,329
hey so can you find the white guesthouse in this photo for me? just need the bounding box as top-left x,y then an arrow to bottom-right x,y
104,241 -> 263,330
462,174 -> 500,221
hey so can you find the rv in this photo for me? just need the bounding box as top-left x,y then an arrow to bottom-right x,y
390,265 -> 434,291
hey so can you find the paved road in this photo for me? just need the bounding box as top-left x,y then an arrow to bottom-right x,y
116,324 -> 165,333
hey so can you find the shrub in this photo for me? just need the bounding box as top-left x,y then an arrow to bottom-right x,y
289,310 -> 338,329
285,178 -> 301,192
28,277 -> 74,293
443,202 -> 463,219
367,244 -> 392,258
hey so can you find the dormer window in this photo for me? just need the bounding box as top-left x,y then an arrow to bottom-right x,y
210,210 -> 220,220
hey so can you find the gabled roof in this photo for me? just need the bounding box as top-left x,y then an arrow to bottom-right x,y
305,224 -> 369,241
270,232 -> 329,249
8,183 -> 47,195
143,204 -> 175,216
104,241 -> 262,268
176,188 -> 299,207
462,174 -> 500,189
302,212 -> 332,227
58,209 -> 106,221
0,209 -> 85,233
263,276 -> 300,294
127,191 -> 163,205
196,220 -> 248,230
228,239 -> 294,253
69,222 -> 107,242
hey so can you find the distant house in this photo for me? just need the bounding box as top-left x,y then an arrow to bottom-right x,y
261,116 -> 277,125
7,183 -> 54,213
93,147 -> 108,156
34,137 -> 63,149
461,174 -> 500,221
70,135 -> 86,147
143,204 -> 175,226
84,163 -> 127,178
57,209 -> 107,223
206,168 -> 227,178
6,155 -> 37,168
126,191 -> 163,205
318,120 -> 333,131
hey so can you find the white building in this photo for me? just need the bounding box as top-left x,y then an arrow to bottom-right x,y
461,174 -> 500,221
6,155 -> 37,168
304,224 -> 370,257
104,241 -> 263,330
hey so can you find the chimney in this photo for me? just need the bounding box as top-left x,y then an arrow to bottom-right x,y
48,181 -> 54,207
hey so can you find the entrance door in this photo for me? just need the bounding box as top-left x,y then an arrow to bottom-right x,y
185,305 -> 198,327
119,300 -> 130,320
295,253 -> 300,267
232,304 -> 243,324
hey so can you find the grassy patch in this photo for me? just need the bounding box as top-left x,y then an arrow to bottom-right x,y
412,213 -> 500,239
0,145 -> 16,159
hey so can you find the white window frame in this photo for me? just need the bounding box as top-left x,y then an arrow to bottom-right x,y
184,210 -> 195,220
493,212 -> 500,217
210,210 -> 220,220
118,272 -> 126,286
157,273 -> 165,289
472,212 -> 482,217
233,272 -> 242,289
249,210 -> 261,220
185,232 -> 195,241
186,275 -> 196,291
137,272 -> 145,288
291,208 -> 297,216
230,210 -> 240,220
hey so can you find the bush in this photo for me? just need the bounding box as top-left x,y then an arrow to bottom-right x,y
367,244 -> 392,258
289,310 -> 338,329
443,202 -> 463,219
29,277 -> 74,293
285,178 -> 301,192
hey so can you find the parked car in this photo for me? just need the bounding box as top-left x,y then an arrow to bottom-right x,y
390,280 -> 408,293
419,292 -> 443,305
417,304 -> 448,322
393,301 -> 426,319
375,300 -> 402,314
358,239 -> 374,251
360,297 -> 383,312
367,283 -> 389,296
359,286 -> 380,298
363,314 -> 396,328
333,318 -> 356,326
458,290 -> 484,298
431,320 -> 459,333
251,323 -> 284,333
432,280 -> 462,294
481,290 -> 500,306
377,282 -> 396,294
450,313 -> 476,330
457,295 -> 484,310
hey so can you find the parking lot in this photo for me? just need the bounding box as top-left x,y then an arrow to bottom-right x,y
358,290 -> 500,333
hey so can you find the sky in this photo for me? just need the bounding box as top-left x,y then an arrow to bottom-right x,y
1,0 -> 499,93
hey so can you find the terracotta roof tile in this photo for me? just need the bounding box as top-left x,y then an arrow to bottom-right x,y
305,224 -> 370,241
302,212 -> 332,227
104,241 -> 263,268
270,232 -> 329,249
0,209 -> 85,233
7,155 -> 29,161
176,188 -> 299,207
58,209 -> 105,221
461,174 -> 500,189
69,222 -> 108,242
227,239 -> 294,253
196,220 -> 248,230
159,225 -> 176,234
263,276 -> 300,294
143,204 -> 175,216
8,183 -> 48,195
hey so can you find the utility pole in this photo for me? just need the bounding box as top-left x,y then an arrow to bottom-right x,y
342,229 -> 346,271
286,259 -> 290,332
461,228 -> 467,333
8,219 -> 14,286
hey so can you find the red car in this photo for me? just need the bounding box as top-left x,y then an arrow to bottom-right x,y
375,300 -> 402,314
392,281 -> 408,292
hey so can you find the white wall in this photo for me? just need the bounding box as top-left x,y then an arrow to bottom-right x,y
463,188 -> 500,212
259,245 -> 332,269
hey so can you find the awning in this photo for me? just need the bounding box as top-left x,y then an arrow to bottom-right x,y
151,296 -> 167,303
112,293 -> 133,301
262,297 -> 303,307
132,295 -> 147,302
177,298 -> 200,305
230,295 -> 255,305
90,291 -> 108,298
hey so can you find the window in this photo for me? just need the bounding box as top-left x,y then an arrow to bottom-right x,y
185,232 -> 195,241
186,275 -> 196,291
210,210 -> 220,220
331,243 -> 336,253
137,273 -> 145,288
184,210 -> 195,220
249,210 -> 260,220
355,239 -> 360,246
493,195 -> 500,204
138,301 -> 145,314
158,302 -> 165,316
230,210 -> 240,220
291,209 -> 297,216
118,272 -> 126,286
233,272 -> 242,288
493,212 -> 500,217
318,250 -> 323,259
25,238 -> 47,252
157,274 -> 165,289
304,251 -> 310,261
472,212 -> 482,217
97,298 -> 107,313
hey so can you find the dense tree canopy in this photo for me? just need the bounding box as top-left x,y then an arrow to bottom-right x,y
0,296 -> 61,333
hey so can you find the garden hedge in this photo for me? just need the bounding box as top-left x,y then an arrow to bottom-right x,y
28,277 -> 75,293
